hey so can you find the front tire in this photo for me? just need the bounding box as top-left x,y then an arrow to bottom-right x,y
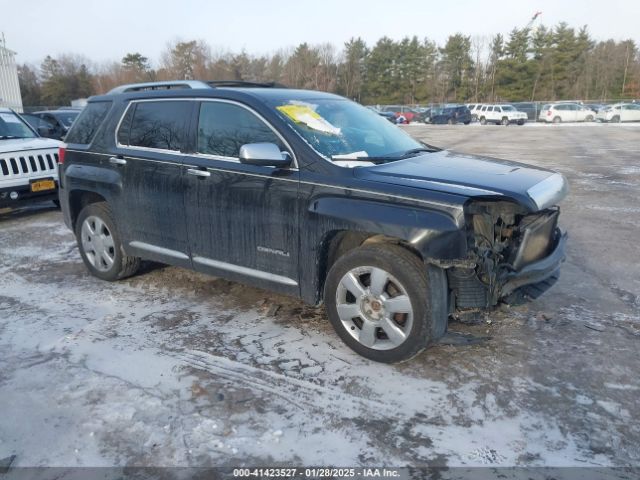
75,202 -> 140,281
611,115 -> 621,123
324,244 -> 448,363
501,117 -> 509,126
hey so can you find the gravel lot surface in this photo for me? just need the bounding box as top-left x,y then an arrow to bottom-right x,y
1,124 -> 638,471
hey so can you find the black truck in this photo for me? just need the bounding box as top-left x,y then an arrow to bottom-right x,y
58,81 -> 568,363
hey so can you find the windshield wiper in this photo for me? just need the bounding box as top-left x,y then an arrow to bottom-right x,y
356,147 -> 438,163
0,135 -> 24,140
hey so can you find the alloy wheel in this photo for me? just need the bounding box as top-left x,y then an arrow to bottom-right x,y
335,266 -> 413,350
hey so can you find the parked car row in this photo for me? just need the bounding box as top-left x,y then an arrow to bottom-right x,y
375,99 -> 640,125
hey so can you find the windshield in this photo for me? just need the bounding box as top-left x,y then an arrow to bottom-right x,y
0,111 -> 37,139
54,111 -> 79,128
501,105 -> 516,111
269,98 -> 423,162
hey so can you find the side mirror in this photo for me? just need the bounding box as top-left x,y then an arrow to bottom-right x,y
37,125 -> 53,137
239,143 -> 291,167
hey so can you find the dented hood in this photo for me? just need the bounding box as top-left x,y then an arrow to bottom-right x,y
353,150 -> 568,211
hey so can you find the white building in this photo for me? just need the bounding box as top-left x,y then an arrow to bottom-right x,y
0,34 -> 23,112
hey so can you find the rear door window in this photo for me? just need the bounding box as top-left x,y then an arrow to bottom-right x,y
65,101 -> 112,144
127,101 -> 191,151
197,101 -> 284,158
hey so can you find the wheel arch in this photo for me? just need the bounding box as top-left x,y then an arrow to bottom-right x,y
68,190 -> 108,229
309,197 -> 467,304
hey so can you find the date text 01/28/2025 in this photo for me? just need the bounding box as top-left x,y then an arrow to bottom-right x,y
232,468 -> 401,477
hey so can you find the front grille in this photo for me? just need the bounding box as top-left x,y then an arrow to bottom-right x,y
0,151 -> 59,178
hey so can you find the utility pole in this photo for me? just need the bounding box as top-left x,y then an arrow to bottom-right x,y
621,42 -> 630,98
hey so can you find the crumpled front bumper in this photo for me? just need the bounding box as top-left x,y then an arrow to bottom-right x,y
499,229 -> 567,298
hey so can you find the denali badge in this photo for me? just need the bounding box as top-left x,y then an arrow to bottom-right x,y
257,246 -> 290,258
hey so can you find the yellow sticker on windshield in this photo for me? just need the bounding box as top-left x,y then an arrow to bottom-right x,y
277,104 -> 341,135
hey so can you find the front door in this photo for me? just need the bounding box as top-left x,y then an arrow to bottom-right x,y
182,99 -> 300,295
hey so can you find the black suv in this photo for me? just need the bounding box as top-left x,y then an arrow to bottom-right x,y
58,80 -> 568,363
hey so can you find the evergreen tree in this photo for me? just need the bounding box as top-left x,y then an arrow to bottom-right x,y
17,64 -> 41,106
439,34 -> 473,102
363,37 -> 399,104
339,37 -> 368,101
121,52 -> 152,81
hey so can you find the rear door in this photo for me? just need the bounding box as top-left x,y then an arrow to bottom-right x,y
182,99 -> 300,295
112,99 -> 194,267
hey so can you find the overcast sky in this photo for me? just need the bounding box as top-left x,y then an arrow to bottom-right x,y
3,0 -> 639,66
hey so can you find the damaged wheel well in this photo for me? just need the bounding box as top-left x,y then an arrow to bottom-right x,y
318,230 -> 424,301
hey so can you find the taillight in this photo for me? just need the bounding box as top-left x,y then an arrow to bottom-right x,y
58,146 -> 66,164
547,110 -> 551,116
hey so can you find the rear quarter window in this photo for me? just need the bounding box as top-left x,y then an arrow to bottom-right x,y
64,101 -> 112,144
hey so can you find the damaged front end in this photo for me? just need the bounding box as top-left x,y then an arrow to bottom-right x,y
447,200 -> 567,312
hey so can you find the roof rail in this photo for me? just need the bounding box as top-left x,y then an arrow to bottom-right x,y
206,80 -> 287,88
107,80 -> 212,94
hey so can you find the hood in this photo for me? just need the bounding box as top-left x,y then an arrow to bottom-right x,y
0,137 -> 63,154
353,150 -> 568,211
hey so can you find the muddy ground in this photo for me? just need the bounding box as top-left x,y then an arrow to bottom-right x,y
0,124 -> 638,472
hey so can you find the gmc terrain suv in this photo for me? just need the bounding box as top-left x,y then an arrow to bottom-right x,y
58,81 -> 568,363
1,108 -> 62,208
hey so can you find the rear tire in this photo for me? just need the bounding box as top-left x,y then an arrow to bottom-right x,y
480,117 -> 487,125
517,120 -> 525,125
75,202 -> 140,282
324,244 -> 448,363
552,116 -> 562,124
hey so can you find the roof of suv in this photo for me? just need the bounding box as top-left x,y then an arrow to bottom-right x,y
93,80 -> 344,104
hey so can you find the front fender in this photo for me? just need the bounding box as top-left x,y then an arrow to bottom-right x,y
310,196 -> 468,260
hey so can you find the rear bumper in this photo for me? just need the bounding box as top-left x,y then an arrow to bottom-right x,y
499,230 -> 567,298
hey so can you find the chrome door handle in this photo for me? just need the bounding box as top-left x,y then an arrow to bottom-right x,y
109,156 -> 127,165
187,168 -> 211,178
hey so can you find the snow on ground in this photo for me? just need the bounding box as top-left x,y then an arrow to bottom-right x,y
1,126 -> 639,470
